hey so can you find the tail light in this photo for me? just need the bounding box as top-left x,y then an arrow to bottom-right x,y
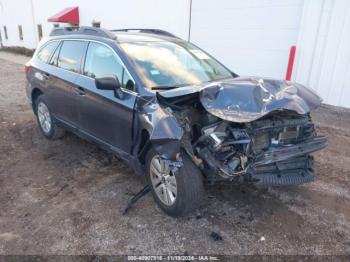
24,62 -> 31,74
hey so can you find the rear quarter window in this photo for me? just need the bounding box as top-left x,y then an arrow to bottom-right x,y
36,41 -> 59,63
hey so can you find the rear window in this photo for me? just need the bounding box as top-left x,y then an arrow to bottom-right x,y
37,41 -> 59,63
57,41 -> 85,73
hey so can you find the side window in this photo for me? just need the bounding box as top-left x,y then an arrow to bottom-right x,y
57,41 -> 85,73
36,41 -> 59,63
84,42 -> 135,91
121,68 -> 135,91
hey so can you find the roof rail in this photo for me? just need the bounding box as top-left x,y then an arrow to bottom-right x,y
49,26 -> 117,40
111,29 -> 179,39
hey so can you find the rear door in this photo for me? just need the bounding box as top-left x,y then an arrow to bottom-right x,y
47,40 -> 87,127
29,40 -> 60,105
74,41 -> 137,154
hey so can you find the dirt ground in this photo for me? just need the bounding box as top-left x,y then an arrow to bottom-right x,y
0,57 -> 350,255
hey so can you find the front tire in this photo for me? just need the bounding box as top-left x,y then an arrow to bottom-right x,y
35,95 -> 65,140
146,148 -> 204,217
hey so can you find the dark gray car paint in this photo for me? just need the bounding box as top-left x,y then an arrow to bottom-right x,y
136,97 -> 184,160
26,35 -> 154,175
26,32 -> 326,179
74,74 -> 137,153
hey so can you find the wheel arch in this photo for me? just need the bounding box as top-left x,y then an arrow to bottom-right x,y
31,88 -> 44,113
137,129 -> 151,165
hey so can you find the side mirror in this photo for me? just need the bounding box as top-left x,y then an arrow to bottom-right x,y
95,76 -> 124,99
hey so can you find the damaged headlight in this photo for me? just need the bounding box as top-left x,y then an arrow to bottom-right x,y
201,122 -> 229,151
196,123 -> 252,177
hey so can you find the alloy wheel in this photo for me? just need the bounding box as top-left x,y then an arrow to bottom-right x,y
150,155 -> 177,206
37,102 -> 52,134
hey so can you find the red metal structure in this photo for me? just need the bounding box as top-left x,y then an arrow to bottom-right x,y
286,45 -> 296,81
48,7 -> 79,24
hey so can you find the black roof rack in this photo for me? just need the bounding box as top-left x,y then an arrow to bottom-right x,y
49,26 -> 117,40
111,29 -> 179,39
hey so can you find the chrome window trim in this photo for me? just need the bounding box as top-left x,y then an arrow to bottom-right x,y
42,38 -> 138,96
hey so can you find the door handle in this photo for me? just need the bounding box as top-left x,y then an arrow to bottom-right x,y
74,86 -> 86,96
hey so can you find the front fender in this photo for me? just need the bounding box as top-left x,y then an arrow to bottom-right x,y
137,96 -> 184,160
150,114 -> 184,160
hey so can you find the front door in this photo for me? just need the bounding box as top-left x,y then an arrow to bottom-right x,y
74,42 -> 137,154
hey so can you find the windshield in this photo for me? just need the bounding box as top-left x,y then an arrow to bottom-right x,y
120,41 -> 233,89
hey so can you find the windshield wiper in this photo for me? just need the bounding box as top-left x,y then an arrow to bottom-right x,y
151,85 -> 179,90
151,83 -> 191,90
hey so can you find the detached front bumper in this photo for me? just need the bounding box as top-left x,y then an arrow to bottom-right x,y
247,136 -> 328,186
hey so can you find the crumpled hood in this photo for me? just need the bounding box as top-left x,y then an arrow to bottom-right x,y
200,77 -> 322,122
159,77 -> 322,123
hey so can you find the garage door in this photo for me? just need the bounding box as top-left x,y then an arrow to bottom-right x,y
189,0 -> 304,79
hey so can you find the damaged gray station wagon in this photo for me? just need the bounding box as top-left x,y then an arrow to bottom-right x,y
25,27 -> 328,217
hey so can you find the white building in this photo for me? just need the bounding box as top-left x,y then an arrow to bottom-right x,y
0,0 -> 349,108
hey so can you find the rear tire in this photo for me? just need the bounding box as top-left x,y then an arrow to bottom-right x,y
146,148 -> 204,217
35,95 -> 65,140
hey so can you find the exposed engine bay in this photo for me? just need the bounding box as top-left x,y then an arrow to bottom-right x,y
156,85 -> 328,187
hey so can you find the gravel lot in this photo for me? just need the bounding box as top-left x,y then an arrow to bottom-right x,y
0,55 -> 350,255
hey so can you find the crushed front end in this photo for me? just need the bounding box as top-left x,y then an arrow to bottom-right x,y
156,77 -> 328,187
192,112 -> 327,186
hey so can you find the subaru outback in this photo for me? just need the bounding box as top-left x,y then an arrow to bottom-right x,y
25,27 -> 327,217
